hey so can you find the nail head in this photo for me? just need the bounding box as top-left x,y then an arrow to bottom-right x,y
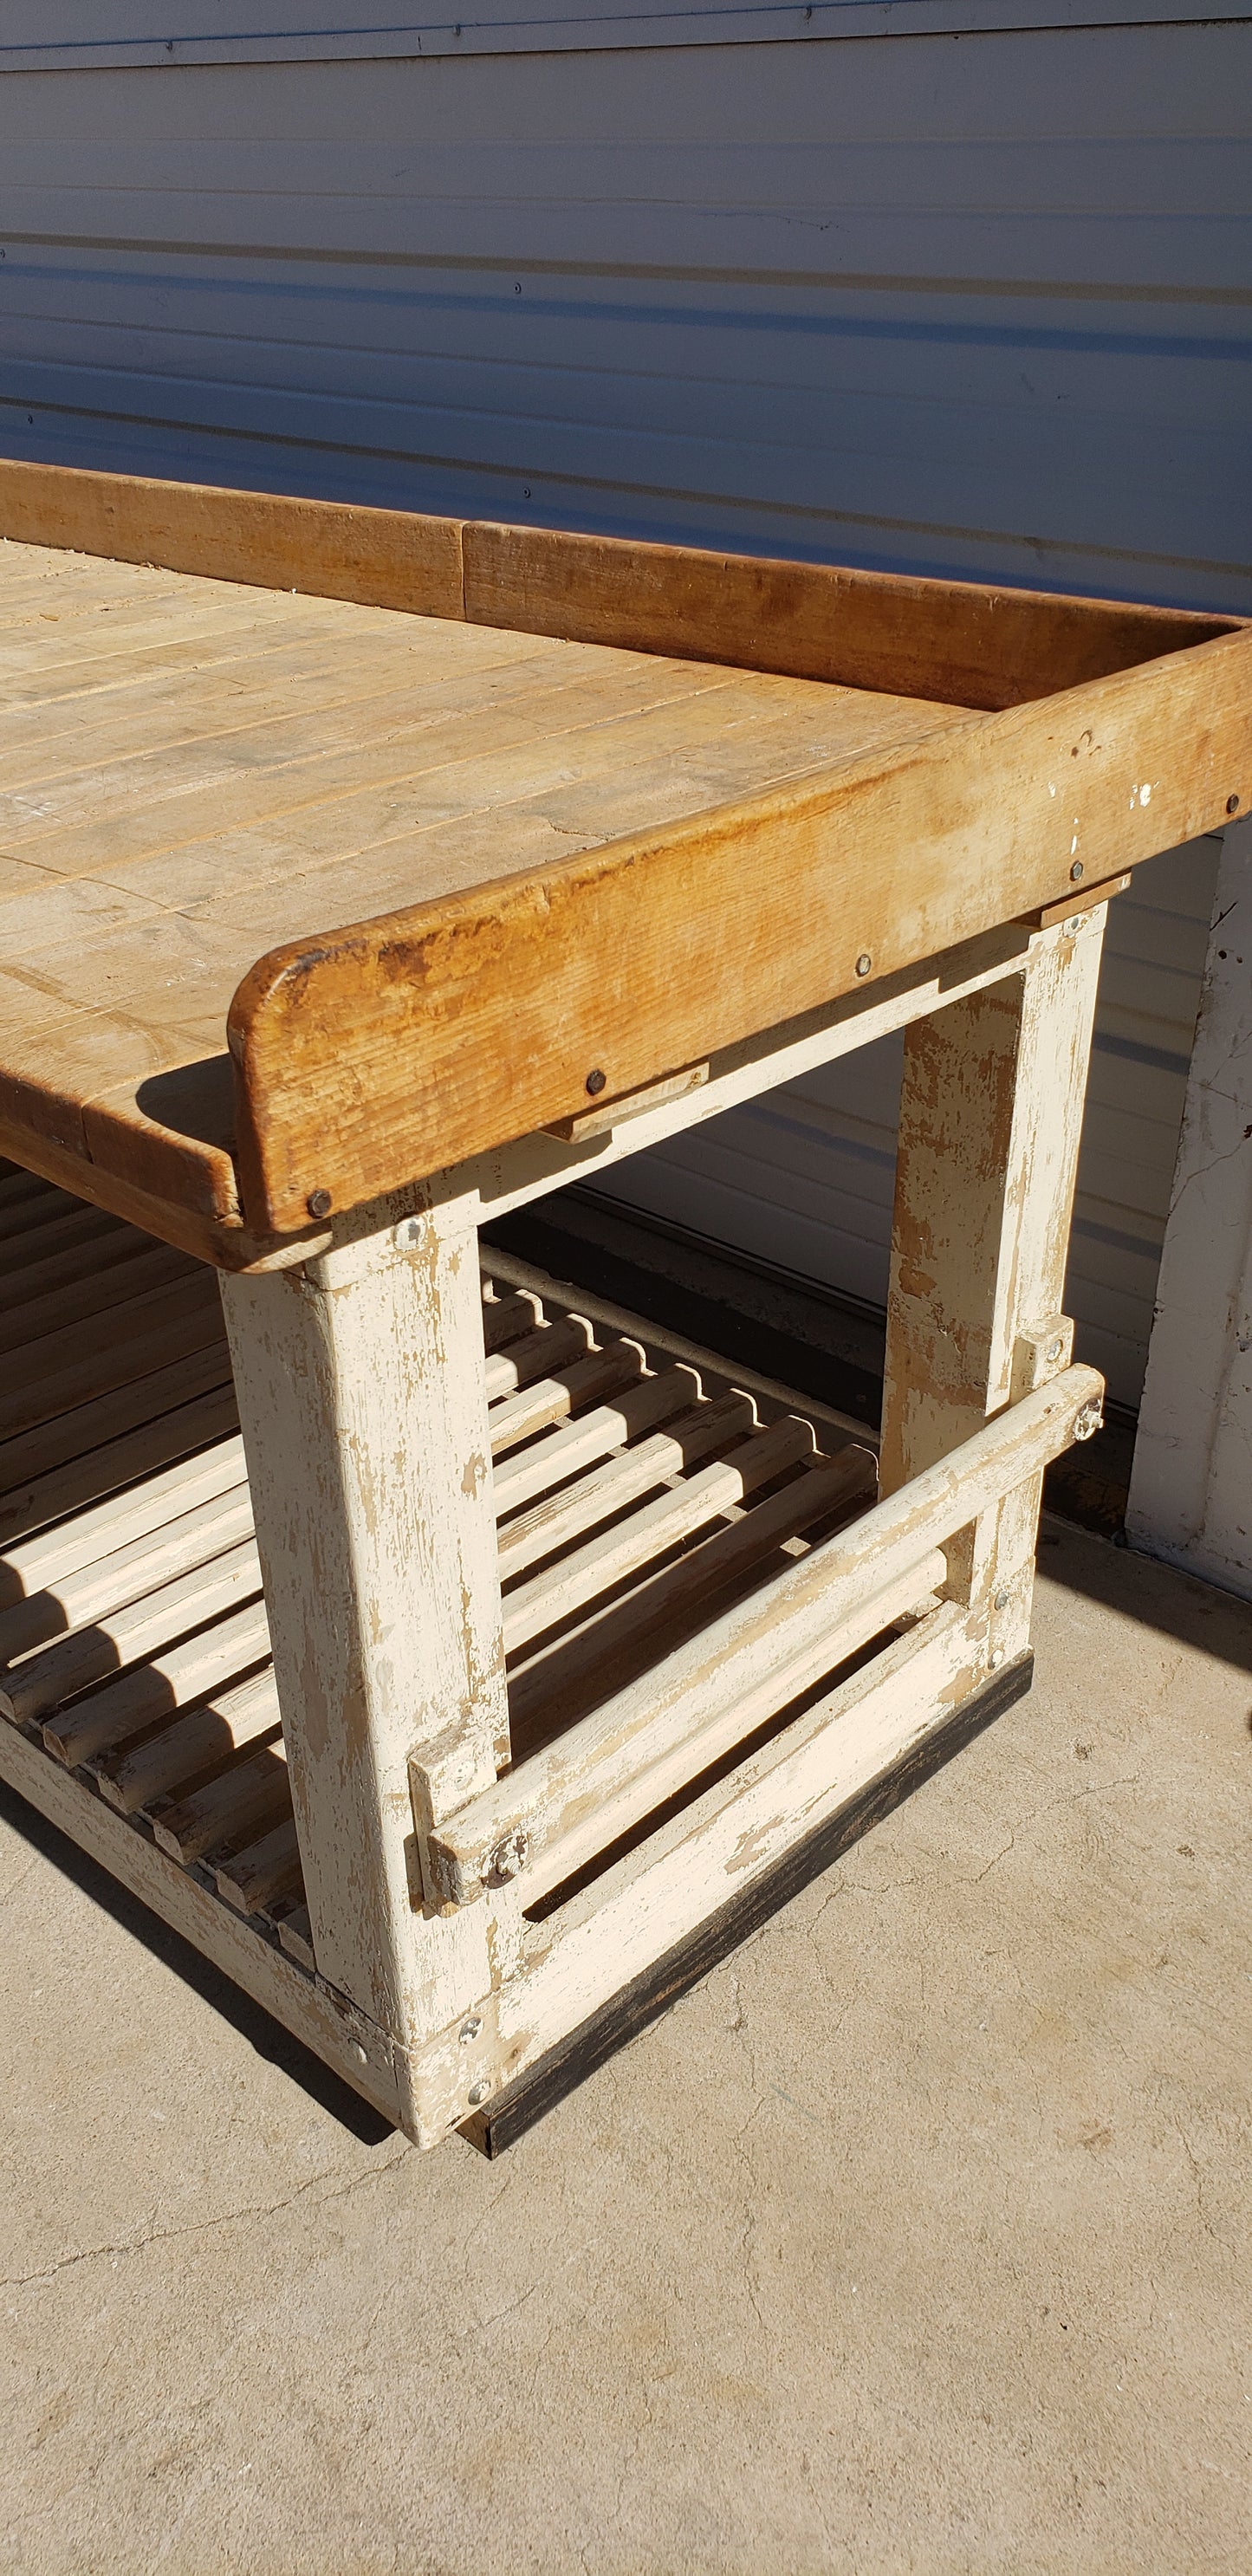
466,2082 -> 490,2107
993,1588 -> 1009,1612
458,2017 -> 482,2044
306,1188 -> 332,1219
1228,794 -> 1242,815
585,1067 -> 607,1097
1069,860 -> 1084,883
855,952 -> 873,978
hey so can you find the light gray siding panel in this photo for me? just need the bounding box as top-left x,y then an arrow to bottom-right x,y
0,30 -> 1248,600
0,27 -> 1244,1405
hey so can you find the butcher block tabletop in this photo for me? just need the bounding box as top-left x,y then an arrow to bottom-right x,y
0,465 -> 1245,1261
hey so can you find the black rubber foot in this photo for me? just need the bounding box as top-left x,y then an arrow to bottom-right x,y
460,1647 -> 1035,2157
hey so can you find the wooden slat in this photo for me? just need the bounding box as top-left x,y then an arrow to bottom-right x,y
0,1200 -> 129,1291
0,1478 -> 254,1663
496,1387 -> 756,1576
509,1441 -> 876,1754
519,1552 -> 952,1916
4,1540 -> 263,1731
0,1181 -> 76,1244
0,1217 -> 156,1317
152,1726 -> 290,1865
491,1365 -> 702,1517
30,1594 -> 272,1766
216,1816 -> 303,1917
487,1340 -> 649,1456
95,1666 -> 279,1816
501,1415 -> 815,1656
0,1377 -> 238,1550
0,1237 -> 195,1357
0,1431 -> 245,1603
483,1314 -> 592,1404
0,1272 -> 225,1445
481,1288 -> 542,1353
276,1904 -> 316,1972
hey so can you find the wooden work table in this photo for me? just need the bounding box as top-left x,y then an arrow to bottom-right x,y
0,462 -> 1245,1259
0,461 -> 1247,2151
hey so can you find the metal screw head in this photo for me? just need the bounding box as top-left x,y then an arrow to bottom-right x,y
1228,794 -> 1242,815
855,952 -> 873,977
458,2016 -> 482,2044
1047,1336 -> 1064,1363
466,2081 -> 490,2108
989,1645 -> 1005,1670
392,1214 -> 423,1250
585,1067 -> 607,1097
352,2043 -> 368,2067
306,1187 -> 332,1220
993,1588 -> 1009,1613
484,1827 -> 530,1885
1072,1399 -> 1103,1444
1069,860 -> 1085,883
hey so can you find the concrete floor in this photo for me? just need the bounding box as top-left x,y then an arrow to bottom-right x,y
1,1517 -> 1249,2576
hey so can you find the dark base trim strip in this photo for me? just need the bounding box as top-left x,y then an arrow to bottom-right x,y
461,1649 -> 1034,2157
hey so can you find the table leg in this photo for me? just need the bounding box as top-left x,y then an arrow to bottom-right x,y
219,1195 -> 508,2061
880,912 -> 1107,1659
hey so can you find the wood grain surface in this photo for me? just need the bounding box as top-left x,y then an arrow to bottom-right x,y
0,460 -> 1245,1249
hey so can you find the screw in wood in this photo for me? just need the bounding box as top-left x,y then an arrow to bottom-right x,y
486,1827 -> 530,1883
467,2082 -> 490,2107
1069,860 -> 1084,881
1047,1337 -> 1064,1363
458,2017 -> 483,2044
585,1067 -> 607,1096
993,1588 -> 1009,1612
1229,794 -> 1242,814
855,952 -> 873,977
306,1187 -> 332,1218
392,1215 -> 423,1250
989,1646 -> 1005,1670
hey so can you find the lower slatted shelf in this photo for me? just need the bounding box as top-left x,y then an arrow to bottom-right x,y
0,1163 -> 879,1985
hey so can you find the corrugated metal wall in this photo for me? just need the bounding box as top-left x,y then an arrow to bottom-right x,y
0,18 -> 1246,1404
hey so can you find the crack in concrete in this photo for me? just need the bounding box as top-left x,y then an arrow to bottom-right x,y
958,1773 -> 1141,1883
1,2149 -> 404,2293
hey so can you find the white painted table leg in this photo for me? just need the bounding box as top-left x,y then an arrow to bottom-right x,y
219,1193 -> 509,2058
880,912 -> 1107,1653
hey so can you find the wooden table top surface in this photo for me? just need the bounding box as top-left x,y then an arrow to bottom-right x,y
0,534 -> 963,1223
0,473 -> 1243,1261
